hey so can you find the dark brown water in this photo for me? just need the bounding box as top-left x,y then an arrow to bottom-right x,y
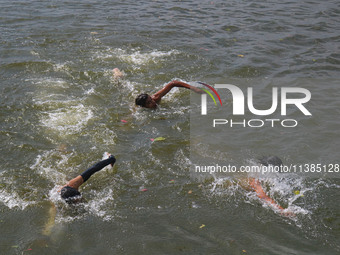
1,0 -> 339,254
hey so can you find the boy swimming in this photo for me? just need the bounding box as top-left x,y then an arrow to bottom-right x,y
59,154 -> 116,203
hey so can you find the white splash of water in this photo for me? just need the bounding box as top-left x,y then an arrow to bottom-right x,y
30,150 -> 68,184
0,189 -> 36,210
94,47 -> 180,66
120,49 -> 180,66
84,188 -> 116,221
42,104 -> 93,135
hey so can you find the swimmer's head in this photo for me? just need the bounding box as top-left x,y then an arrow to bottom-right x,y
60,186 -> 81,204
135,94 -> 157,109
259,156 -> 283,167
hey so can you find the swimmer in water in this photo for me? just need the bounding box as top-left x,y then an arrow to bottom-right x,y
225,156 -> 293,216
112,68 -> 124,80
247,156 -> 294,216
58,154 -> 116,203
43,154 -> 116,236
248,156 -> 285,211
135,80 -> 204,109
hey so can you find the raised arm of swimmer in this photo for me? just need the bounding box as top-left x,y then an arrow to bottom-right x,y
152,80 -> 203,102
135,80 -> 203,108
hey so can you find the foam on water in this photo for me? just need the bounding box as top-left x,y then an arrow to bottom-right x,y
84,188 -> 116,222
85,87 -> 95,95
31,78 -> 118,147
0,168 -> 38,210
89,126 -> 117,146
121,49 -> 180,66
27,77 -> 70,89
52,61 -> 74,74
42,104 -> 94,135
205,160 -> 314,218
256,175 -> 311,216
30,151 -> 68,184
94,47 -> 180,67
0,189 -> 36,210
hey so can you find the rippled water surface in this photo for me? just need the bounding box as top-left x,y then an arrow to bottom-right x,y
1,0 -> 340,254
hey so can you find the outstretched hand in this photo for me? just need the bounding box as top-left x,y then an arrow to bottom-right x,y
106,152 -> 116,167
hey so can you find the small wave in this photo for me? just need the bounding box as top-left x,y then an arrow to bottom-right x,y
28,77 -> 70,89
0,189 -> 36,210
84,188 -> 116,221
85,88 -> 95,95
93,47 -> 180,68
41,104 -> 93,135
30,151 -> 68,184
52,61 -> 74,74
120,49 -> 180,66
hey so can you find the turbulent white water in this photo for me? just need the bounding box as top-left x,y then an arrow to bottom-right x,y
1,0 -> 339,254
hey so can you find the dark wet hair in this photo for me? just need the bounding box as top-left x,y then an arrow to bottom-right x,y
259,156 -> 283,167
135,93 -> 149,107
60,186 -> 81,203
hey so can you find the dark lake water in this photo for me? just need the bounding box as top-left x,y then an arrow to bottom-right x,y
1,0 -> 339,254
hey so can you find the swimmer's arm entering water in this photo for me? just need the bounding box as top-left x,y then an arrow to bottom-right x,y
249,178 -> 284,210
152,80 -> 203,103
249,178 -> 296,217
